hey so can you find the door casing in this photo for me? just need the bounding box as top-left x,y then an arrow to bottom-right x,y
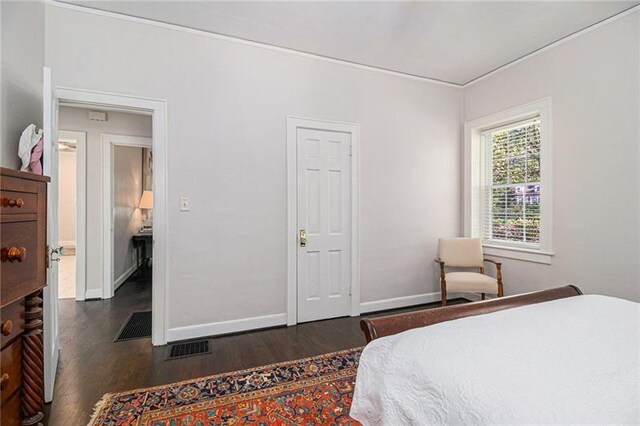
43,84 -> 169,400
286,117 -> 361,326
54,88 -> 168,348
102,134 -> 153,299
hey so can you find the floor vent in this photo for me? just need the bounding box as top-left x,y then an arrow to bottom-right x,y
114,311 -> 152,342
167,339 -> 211,360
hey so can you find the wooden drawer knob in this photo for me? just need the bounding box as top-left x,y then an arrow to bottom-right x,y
0,373 -> 9,390
1,320 -> 12,336
10,198 -> 24,207
2,247 -> 27,262
2,197 -> 24,208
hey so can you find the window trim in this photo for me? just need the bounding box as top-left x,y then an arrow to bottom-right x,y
464,98 -> 553,264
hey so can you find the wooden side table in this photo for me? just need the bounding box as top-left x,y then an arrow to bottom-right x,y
132,232 -> 153,279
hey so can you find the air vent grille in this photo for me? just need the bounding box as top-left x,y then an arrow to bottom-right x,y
114,311 -> 152,342
167,339 -> 211,360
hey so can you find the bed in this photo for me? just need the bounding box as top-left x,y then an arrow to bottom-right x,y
350,286 -> 640,425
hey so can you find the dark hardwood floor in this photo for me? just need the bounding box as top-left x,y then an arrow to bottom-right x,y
45,276 -> 467,425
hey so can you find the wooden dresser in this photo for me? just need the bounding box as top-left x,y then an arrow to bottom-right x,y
1,168 -> 49,426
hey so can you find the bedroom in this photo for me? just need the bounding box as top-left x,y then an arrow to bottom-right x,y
0,1 -> 638,424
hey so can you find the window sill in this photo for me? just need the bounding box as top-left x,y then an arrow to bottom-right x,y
483,244 -> 553,265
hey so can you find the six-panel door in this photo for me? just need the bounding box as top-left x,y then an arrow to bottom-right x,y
297,127 -> 351,323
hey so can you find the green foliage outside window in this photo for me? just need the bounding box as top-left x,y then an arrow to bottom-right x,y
489,122 -> 541,244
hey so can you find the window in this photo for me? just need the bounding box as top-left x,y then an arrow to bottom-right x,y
464,99 -> 552,264
481,118 -> 541,248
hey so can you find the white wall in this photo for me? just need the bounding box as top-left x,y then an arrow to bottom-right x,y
0,1 -> 45,169
58,106 -> 152,295
58,149 -> 76,247
464,12 -> 640,302
113,145 -> 143,285
46,5 -> 463,334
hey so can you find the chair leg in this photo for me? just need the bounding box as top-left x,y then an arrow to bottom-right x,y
481,293 -> 485,300
496,264 -> 504,297
440,279 -> 447,306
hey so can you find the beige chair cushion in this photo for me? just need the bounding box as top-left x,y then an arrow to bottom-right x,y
445,272 -> 498,294
439,238 -> 484,267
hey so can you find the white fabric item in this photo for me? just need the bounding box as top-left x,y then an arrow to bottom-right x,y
445,271 -> 498,294
439,238 -> 483,267
18,124 -> 43,171
350,295 -> 640,425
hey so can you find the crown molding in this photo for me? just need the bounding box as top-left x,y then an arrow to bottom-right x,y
47,1 -> 462,89
463,4 -> 640,87
47,1 -> 640,90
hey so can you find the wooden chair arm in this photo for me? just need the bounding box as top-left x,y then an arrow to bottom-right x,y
483,258 -> 503,293
483,258 -> 502,267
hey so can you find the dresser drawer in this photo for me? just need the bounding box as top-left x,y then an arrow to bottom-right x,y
0,190 -> 38,216
0,338 -> 22,405
0,175 -> 38,194
0,388 -> 21,426
0,300 -> 25,349
1,221 -> 40,306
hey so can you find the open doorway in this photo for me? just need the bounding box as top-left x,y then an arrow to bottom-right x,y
55,107 -> 155,348
56,106 -> 152,303
55,106 -> 156,349
56,130 -> 86,300
103,134 -> 153,299
57,138 -> 76,299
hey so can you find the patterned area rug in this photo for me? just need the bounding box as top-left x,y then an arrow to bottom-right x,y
89,347 -> 363,425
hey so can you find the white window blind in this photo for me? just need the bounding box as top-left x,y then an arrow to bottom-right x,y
481,118 -> 541,248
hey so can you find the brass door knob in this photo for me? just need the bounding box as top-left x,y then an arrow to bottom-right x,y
1,320 -> 12,336
299,229 -> 307,247
2,247 -> 27,262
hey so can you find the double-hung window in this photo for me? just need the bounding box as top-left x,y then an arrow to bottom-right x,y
465,99 -> 552,264
481,118 -> 541,247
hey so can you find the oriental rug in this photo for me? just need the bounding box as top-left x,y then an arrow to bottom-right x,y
89,347 -> 363,425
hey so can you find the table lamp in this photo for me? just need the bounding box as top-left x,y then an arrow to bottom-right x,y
139,190 -> 153,232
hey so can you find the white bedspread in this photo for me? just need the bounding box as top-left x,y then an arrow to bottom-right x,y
350,295 -> 640,425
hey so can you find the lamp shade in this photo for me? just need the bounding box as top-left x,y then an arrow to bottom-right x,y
139,190 -> 153,209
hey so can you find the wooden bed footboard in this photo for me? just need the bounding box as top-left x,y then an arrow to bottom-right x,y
360,285 -> 583,343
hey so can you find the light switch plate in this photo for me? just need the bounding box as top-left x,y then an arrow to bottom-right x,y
180,197 -> 190,211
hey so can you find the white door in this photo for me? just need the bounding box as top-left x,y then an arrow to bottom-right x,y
297,128 -> 351,322
42,67 -> 60,402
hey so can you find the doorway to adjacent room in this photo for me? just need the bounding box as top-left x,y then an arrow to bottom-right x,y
56,130 -> 86,300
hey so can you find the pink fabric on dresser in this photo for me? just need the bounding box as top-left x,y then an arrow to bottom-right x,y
28,137 -> 43,175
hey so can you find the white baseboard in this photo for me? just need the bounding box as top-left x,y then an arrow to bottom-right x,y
359,292 -> 489,314
85,288 -> 103,299
167,313 -> 287,343
114,264 -> 136,291
360,292 -> 442,313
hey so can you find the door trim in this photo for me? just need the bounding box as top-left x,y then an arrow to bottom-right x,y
56,87 -> 169,346
102,134 -> 152,299
286,116 -> 361,326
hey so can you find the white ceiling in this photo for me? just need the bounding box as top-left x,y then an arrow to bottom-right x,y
61,1 -> 638,85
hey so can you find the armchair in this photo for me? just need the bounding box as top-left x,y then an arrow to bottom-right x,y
434,238 -> 504,306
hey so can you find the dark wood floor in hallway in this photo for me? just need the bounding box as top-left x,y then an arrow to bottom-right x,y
45,277 -> 466,425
